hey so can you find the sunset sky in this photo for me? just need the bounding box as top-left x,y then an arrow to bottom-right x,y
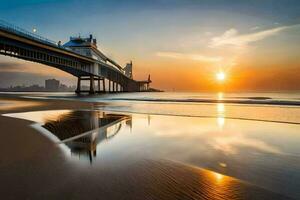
0,0 -> 300,91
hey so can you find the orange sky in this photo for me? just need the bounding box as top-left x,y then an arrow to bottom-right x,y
133,51 -> 300,92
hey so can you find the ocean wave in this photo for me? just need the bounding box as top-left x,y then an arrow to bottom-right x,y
99,98 -> 300,106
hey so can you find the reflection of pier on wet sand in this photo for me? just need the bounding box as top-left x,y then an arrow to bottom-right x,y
41,110 -> 131,162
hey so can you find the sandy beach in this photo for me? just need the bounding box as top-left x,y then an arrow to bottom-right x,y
0,94 -> 298,200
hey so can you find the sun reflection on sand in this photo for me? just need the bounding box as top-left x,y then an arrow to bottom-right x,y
214,172 -> 224,182
217,103 -> 225,114
217,116 -> 225,127
207,171 -> 228,187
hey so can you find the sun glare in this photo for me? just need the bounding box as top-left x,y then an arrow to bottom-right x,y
216,71 -> 226,81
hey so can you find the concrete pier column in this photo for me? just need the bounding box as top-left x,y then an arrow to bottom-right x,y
89,76 -> 95,94
102,79 -> 106,92
109,80 -> 111,92
113,81 -> 116,92
98,79 -> 101,92
75,77 -> 81,94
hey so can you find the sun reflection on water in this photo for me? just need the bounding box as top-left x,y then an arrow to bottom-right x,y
217,103 -> 225,128
217,92 -> 224,100
217,116 -> 225,127
217,103 -> 225,114
213,172 -> 224,183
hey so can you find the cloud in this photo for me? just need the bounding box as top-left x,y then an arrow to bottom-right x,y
156,51 -> 222,63
0,62 -> 22,70
204,31 -> 213,36
250,26 -> 260,30
0,60 -> 75,87
211,135 -> 283,155
209,25 -> 295,48
0,61 -> 70,77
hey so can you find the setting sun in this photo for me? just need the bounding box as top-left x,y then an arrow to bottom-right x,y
216,72 -> 226,81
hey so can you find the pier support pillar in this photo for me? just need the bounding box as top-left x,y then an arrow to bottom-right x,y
113,81 -> 116,92
89,76 -> 95,94
102,79 -> 106,92
109,80 -> 111,92
75,77 -> 81,94
98,79 -> 100,92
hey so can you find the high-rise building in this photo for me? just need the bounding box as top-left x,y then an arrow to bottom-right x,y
124,61 -> 133,78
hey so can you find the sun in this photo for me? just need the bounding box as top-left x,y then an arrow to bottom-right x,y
216,71 -> 226,81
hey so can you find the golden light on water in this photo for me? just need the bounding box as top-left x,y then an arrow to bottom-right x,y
217,103 -> 225,128
217,92 -> 224,100
217,103 -> 225,114
214,172 -> 224,182
217,117 -> 225,127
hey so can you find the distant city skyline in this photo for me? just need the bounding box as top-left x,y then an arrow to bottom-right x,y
0,78 -> 78,92
0,0 -> 300,91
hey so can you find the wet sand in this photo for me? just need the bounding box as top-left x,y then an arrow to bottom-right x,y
0,94 -> 295,200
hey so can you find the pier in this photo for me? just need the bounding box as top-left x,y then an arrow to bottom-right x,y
0,20 -> 151,94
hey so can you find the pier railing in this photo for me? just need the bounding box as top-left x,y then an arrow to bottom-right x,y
0,19 -> 129,77
0,19 -> 58,47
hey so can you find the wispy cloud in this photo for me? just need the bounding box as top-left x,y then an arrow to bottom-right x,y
0,62 -> 22,69
250,26 -> 260,30
0,61 -> 70,77
211,135 -> 283,155
156,51 -> 222,63
209,25 -> 294,48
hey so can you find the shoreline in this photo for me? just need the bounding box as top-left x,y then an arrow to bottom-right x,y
0,93 -> 93,114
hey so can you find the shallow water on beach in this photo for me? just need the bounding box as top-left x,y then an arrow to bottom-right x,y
4,102 -> 300,199
4,91 -> 300,105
